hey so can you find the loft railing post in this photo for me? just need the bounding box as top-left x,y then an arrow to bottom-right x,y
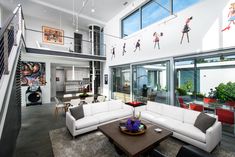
4,30 -> 9,74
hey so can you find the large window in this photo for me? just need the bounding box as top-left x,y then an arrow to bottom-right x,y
111,66 -> 131,102
173,0 -> 199,13
132,61 -> 170,104
122,10 -> 140,37
142,0 -> 170,28
121,0 -> 200,37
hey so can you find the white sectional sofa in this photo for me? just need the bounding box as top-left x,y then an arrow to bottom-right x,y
66,100 -> 133,137
135,101 -> 222,152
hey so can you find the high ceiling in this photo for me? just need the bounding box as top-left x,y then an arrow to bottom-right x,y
0,0 -> 135,28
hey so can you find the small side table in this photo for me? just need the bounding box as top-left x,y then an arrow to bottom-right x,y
125,101 -> 145,117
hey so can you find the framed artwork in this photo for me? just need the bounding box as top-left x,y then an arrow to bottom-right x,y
104,74 -> 108,85
42,26 -> 64,45
21,61 -> 46,86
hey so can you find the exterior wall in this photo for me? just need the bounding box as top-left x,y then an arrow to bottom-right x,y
200,67 -> 235,96
103,0 -> 234,98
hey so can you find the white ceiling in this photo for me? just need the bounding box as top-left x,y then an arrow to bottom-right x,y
0,0 -> 135,28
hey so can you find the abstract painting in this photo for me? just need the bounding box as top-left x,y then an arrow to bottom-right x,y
42,26 -> 64,45
21,61 -> 46,86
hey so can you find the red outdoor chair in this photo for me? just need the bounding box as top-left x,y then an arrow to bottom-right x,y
189,103 -> 204,112
216,108 -> 234,125
178,97 -> 188,109
225,101 -> 235,107
203,98 -> 217,104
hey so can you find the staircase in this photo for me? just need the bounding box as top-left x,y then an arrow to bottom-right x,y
0,4 -> 25,157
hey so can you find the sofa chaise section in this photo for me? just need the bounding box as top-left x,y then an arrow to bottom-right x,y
135,101 -> 222,152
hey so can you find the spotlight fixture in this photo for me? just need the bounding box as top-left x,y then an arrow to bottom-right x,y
91,8 -> 95,13
123,2 -> 128,6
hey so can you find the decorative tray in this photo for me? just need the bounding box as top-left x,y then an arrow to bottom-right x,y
119,123 -> 147,136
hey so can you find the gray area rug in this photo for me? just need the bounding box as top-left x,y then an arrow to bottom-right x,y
49,127 -> 235,157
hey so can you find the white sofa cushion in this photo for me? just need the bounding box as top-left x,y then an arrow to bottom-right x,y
162,105 -> 184,122
174,123 -> 206,143
83,104 -> 92,116
141,111 -> 162,122
146,101 -> 162,115
91,102 -> 109,115
94,108 -> 132,123
183,109 -> 200,125
75,116 -> 99,130
93,112 -> 117,123
108,100 -> 123,111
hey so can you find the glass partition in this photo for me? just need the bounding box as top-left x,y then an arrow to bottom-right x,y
132,61 -> 170,104
111,66 -> 131,102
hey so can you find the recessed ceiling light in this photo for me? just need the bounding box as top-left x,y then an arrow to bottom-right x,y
123,2 -> 128,6
91,8 -> 95,13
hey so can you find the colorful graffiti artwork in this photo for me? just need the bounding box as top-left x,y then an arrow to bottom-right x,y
21,62 -> 46,86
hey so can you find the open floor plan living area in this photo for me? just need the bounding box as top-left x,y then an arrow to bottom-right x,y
1,0 -> 235,157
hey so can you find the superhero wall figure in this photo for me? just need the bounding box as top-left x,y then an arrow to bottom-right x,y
222,3 -> 235,32
180,16 -> 193,44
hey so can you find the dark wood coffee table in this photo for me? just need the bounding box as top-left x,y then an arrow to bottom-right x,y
98,119 -> 173,157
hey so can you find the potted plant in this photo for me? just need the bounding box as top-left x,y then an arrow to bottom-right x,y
79,89 -> 89,99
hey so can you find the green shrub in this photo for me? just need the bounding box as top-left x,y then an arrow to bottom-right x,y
176,88 -> 187,96
215,82 -> 235,102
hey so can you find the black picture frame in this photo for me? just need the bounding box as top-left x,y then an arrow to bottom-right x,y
104,74 -> 108,85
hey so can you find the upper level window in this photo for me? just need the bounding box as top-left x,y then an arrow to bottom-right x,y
122,9 -> 140,37
121,0 -> 200,37
173,0 -> 199,13
142,0 -> 170,28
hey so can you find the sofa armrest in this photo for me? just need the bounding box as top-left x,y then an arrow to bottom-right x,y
205,121 -> 222,152
66,112 -> 76,136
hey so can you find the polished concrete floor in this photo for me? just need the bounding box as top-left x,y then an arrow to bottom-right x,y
14,103 -> 235,157
14,103 -> 65,157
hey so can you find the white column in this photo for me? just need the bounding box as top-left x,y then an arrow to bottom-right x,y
72,65 -> 75,80
92,61 -> 95,95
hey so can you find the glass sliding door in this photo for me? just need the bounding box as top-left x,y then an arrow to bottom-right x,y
132,61 -> 170,104
111,66 -> 131,102
175,59 -> 198,105
174,53 -> 235,136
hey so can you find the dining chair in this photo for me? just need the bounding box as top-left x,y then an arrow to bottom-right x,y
85,97 -> 94,104
54,97 -> 66,118
203,98 -> 217,104
216,108 -> 234,125
189,103 -> 204,112
63,94 -> 73,98
97,96 -> 106,102
178,97 -> 188,109
225,101 -> 235,107
70,98 -> 81,106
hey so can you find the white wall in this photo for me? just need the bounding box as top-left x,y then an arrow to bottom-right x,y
25,15 -> 90,53
21,51 -> 89,106
200,68 -> 235,96
102,0 -> 233,98
0,5 -> 11,27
